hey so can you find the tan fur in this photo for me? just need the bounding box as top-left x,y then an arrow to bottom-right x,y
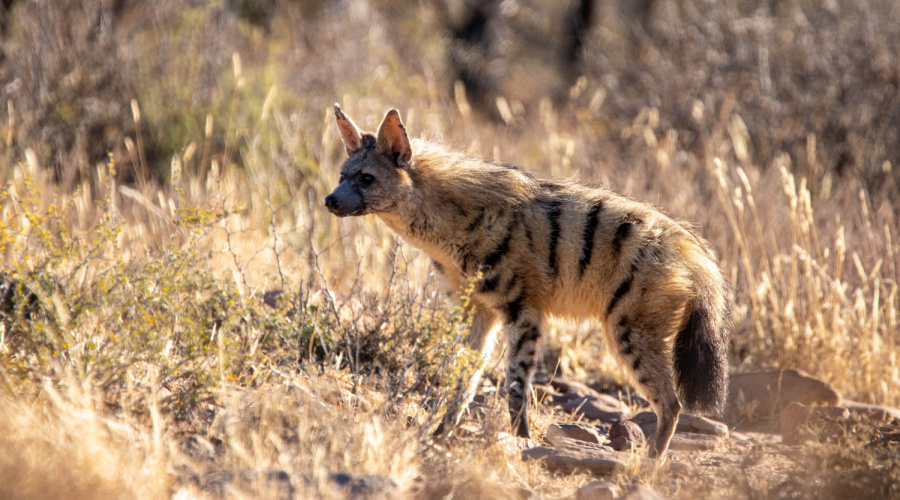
325,106 -> 731,458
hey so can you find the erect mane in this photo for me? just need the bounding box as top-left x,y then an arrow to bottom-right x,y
409,139 -> 538,212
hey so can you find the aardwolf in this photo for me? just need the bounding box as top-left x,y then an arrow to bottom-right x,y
325,105 -> 730,458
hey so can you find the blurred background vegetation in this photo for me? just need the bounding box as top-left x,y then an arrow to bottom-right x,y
0,0 -> 898,498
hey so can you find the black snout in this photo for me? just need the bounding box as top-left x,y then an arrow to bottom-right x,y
324,194 -> 338,211
325,183 -> 364,216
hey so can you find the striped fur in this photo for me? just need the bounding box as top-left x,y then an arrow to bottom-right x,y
325,106 -> 731,458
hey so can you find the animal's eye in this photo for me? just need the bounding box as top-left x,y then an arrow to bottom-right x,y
360,173 -> 375,185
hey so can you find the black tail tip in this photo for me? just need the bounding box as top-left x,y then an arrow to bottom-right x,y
674,305 -> 729,415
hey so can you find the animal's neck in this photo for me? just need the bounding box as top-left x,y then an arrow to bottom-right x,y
377,182 -> 470,263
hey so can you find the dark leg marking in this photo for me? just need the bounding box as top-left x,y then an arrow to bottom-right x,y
432,259 -> 444,274
508,337 -> 537,438
638,377 -> 651,386
578,200 -> 604,276
514,324 -> 541,355
632,357 -> 641,370
518,358 -> 536,372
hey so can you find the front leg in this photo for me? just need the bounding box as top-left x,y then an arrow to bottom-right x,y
502,300 -> 542,438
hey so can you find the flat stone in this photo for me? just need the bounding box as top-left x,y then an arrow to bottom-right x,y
574,480 -> 618,500
552,393 -> 632,422
548,436 -> 615,452
621,484 -> 665,500
533,384 -> 558,404
521,446 -> 687,475
780,402 -> 849,445
521,446 -> 627,475
609,421 -> 645,451
631,411 -> 729,437
549,378 -> 598,396
667,432 -> 721,452
728,370 -> 841,417
546,423 -> 604,445
841,400 -> 900,423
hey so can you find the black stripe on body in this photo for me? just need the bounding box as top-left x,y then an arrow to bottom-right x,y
466,209 -> 486,232
606,245 -> 647,317
483,226 -> 514,269
450,200 -> 468,218
606,274 -> 634,316
612,214 -> 641,254
538,199 -> 563,274
619,328 -> 631,345
432,260 -> 444,274
501,275 -> 520,297
578,200 -> 604,276
506,293 -> 524,323
460,252 -> 476,275
632,357 -> 641,370
479,273 -> 502,293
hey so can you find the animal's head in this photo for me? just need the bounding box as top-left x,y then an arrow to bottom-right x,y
325,105 -> 412,217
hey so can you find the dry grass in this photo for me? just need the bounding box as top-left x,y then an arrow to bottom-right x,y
1,0 -> 898,498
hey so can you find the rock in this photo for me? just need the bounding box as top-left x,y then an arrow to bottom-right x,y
780,402 -> 849,445
549,436 -> 615,452
728,370 -> 841,416
533,384 -> 558,403
552,393 -> 632,422
667,432 -> 721,452
546,423 -> 604,445
840,400 -> 900,423
328,472 -> 399,500
522,446 -> 627,475
497,432 -> 541,453
631,411 -> 729,437
574,480 -> 618,500
549,378 -> 597,396
521,446 -> 687,475
621,484 -> 665,500
609,421 -> 645,451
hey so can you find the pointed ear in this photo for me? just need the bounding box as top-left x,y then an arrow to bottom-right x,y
376,109 -> 412,167
334,104 -> 362,156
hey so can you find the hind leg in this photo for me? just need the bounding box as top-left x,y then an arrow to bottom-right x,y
610,319 -> 681,458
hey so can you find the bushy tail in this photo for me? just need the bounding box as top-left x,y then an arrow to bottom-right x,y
673,296 -> 730,415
